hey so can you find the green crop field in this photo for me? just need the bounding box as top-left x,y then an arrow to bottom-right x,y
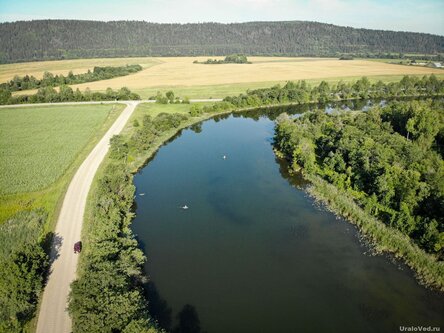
0,104 -> 124,224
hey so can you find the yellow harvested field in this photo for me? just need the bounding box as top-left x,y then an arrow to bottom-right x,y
3,56 -> 443,98
69,57 -> 443,91
0,57 -> 161,81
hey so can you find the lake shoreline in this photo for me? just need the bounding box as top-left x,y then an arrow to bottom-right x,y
129,97 -> 444,293
72,86 -> 443,332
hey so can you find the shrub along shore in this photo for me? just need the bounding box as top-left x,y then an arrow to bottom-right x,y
273,97 -> 444,290
303,174 -> 444,291
25,74 -> 440,332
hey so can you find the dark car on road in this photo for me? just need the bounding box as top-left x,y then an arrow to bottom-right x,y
74,241 -> 82,254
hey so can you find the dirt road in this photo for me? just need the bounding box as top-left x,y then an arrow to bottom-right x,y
0,98 -> 221,109
35,101 -> 140,333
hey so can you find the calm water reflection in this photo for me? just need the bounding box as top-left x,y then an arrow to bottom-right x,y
132,105 -> 444,333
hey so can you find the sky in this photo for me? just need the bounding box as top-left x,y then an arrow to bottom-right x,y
0,0 -> 443,35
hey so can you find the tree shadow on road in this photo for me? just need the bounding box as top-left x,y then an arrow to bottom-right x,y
41,232 -> 63,284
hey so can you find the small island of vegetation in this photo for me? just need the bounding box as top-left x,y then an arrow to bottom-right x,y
194,54 -> 251,64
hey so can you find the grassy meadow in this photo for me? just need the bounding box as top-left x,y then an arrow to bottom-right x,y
0,104 -> 125,225
4,56 -> 443,99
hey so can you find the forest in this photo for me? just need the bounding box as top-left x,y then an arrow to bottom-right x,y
274,100 -> 444,259
0,20 -> 442,63
0,65 -> 142,91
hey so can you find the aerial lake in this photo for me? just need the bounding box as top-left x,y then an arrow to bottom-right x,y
132,102 -> 444,333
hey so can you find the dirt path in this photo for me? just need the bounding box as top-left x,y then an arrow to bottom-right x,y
36,101 -> 140,333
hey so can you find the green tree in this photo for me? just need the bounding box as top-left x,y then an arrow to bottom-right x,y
166,91 -> 175,103
109,135 -> 128,160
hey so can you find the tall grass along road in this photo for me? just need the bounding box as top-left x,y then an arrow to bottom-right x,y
35,101 -> 140,333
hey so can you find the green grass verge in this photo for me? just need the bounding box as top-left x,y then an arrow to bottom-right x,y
0,104 -> 125,227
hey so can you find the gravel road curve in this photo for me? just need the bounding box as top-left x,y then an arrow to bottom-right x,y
36,101 -> 140,333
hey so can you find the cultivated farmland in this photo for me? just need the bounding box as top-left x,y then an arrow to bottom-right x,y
0,104 -> 124,223
4,57 -> 443,99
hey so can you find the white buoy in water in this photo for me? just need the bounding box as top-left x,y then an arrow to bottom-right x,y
181,205 -> 189,210
223,155 -> 227,160
139,193 -> 145,196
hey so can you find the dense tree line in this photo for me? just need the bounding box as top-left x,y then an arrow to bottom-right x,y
153,91 -> 190,104
68,161 -> 159,333
223,75 -> 444,107
0,86 -> 140,105
342,53 -> 444,62
128,113 -> 189,153
0,65 -> 142,91
184,75 -> 444,118
0,20 -> 442,63
0,210 -> 49,333
196,54 -> 251,64
68,112 -> 190,333
274,100 -> 444,259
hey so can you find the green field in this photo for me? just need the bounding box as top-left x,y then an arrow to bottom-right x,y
0,104 -> 124,224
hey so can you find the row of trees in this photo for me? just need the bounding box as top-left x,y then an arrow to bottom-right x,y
129,113 -> 189,153
341,53 -> 444,61
196,54 -> 250,64
68,161 -> 159,333
0,86 -> 140,105
177,75 -> 444,117
0,20 -> 442,63
222,75 -> 444,106
0,65 -> 142,91
274,99 -> 444,258
0,210 -> 50,333
152,91 -> 190,104
68,112 -> 191,332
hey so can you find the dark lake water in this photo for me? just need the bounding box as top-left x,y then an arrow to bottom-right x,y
132,103 -> 444,333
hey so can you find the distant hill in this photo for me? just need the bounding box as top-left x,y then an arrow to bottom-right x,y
0,20 -> 443,64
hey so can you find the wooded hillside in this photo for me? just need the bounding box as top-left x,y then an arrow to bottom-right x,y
0,20 -> 443,63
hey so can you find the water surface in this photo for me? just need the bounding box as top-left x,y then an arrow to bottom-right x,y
132,105 -> 444,333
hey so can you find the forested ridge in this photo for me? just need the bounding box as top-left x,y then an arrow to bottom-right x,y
0,20 -> 443,63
